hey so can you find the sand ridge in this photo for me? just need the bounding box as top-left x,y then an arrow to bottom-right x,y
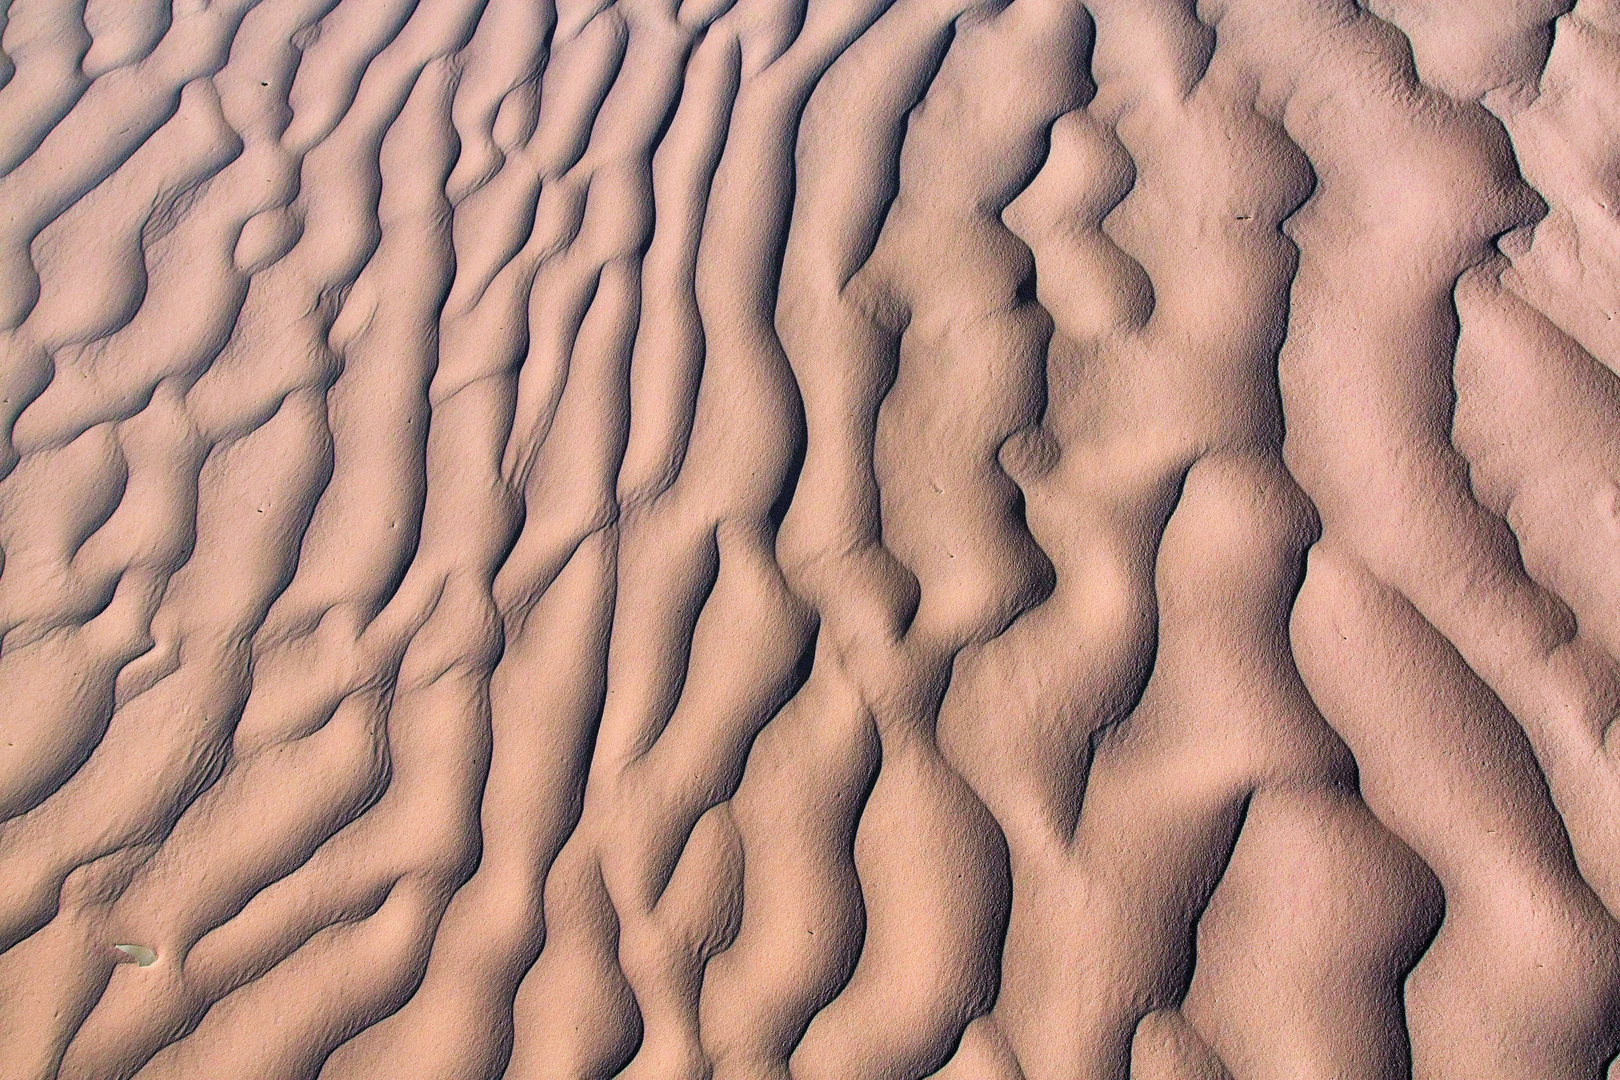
1,0 -> 1619,1077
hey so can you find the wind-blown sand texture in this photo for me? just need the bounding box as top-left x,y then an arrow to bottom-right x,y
2,0 -> 1620,1077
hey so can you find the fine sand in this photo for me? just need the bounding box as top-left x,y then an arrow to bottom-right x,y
2,0 -> 1620,1077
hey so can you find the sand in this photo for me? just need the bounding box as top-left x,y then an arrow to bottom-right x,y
1,0 -> 1619,1076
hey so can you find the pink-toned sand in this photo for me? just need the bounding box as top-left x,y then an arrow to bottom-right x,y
2,0 -> 1620,1076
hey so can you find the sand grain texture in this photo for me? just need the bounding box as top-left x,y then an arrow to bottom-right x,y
2,0 -> 1620,1077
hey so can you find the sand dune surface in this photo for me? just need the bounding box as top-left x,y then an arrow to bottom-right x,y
3,0 -> 1620,1077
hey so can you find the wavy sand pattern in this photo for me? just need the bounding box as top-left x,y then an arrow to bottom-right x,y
2,0 -> 1620,1076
